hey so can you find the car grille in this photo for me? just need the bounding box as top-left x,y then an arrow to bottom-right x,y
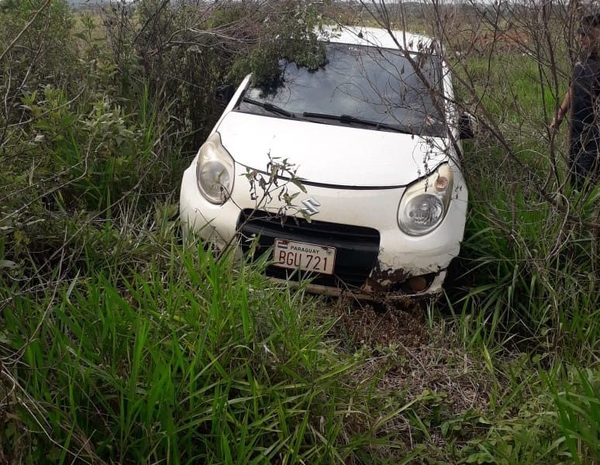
236,209 -> 380,289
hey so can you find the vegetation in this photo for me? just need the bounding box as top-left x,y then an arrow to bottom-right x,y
1,0 -> 599,464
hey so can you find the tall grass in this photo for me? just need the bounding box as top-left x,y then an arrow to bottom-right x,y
548,367 -> 600,465
447,184 -> 600,356
3,235 -> 371,464
438,30 -> 600,465
442,40 -> 600,360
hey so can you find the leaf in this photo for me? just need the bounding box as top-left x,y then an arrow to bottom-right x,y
0,260 -> 17,269
291,178 -> 307,193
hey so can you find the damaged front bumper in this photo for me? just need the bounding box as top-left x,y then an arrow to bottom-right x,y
180,161 -> 467,299
234,207 -> 458,299
275,269 -> 448,301
363,267 -> 447,296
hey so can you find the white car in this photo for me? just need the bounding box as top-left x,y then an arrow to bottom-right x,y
180,26 -> 469,298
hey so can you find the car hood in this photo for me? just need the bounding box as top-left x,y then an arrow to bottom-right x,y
217,111 -> 449,187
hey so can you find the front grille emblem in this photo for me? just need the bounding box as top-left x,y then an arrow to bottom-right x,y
301,198 -> 321,216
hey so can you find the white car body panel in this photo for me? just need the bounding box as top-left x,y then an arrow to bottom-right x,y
181,160 -> 467,264
322,26 -> 433,52
218,111 -> 447,187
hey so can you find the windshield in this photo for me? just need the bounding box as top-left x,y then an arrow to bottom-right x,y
237,43 -> 445,137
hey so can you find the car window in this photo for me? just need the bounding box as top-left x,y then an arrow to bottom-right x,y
237,43 -> 445,137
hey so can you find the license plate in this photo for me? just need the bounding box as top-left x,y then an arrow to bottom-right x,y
273,239 -> 336,275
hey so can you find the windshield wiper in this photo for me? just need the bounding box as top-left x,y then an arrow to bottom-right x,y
302,112 -> 412,133
241,97 -> 294,118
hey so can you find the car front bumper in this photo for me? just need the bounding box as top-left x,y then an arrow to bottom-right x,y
180,160 -> 468,297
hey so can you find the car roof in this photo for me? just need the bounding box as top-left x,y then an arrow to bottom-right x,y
320,25 -> 434,53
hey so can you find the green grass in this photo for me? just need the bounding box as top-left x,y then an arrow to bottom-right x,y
440,19 -> 600,359
1,222 -> 591,464
2,237 -> 362,464
551,367 -> 600,465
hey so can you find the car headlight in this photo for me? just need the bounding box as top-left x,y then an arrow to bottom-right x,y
398,163 -> 453,236
196,132 -> 234,205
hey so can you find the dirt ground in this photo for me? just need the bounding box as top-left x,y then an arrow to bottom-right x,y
327,297 -> 491,416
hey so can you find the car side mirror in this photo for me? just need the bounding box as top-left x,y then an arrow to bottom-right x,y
215,84 -> 235,105
459,112 -> 476,139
